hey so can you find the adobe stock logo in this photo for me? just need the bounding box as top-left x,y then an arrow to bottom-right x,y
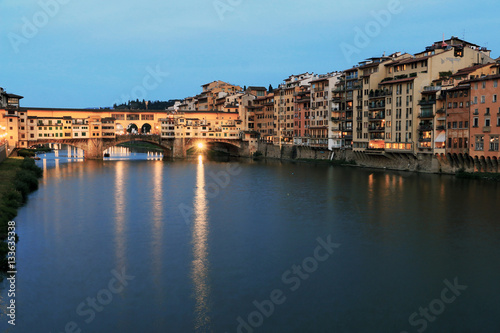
228,235 -> 341,333
8,0 -> 72,54
112,64 -> 169,107
400,277 -> 467,333
213,0 -> 244,21
340,0 -> 403,63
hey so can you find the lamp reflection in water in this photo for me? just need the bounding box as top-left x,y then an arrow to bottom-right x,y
191,154 -> 212,331
114,161 -> 127,269
151,161 -> 164,287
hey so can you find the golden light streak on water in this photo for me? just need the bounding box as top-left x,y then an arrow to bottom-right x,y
191,154 -> 212,331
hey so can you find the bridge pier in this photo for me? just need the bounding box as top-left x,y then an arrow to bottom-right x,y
85,138 -> 105,159
173,137 -> 187,158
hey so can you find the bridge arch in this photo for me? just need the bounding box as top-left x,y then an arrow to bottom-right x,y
115,123 -> 125,135
27,140 -> 87,157
127,123 -> 139,134
141,123 -> 152,134
184,138 -> 242,156
102,135 -> 174,159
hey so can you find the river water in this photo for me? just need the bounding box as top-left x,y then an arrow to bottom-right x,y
0,146 -> 499,333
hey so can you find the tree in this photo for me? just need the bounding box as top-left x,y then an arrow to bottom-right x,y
268,84 -> 273,93
243,85 -> 247,91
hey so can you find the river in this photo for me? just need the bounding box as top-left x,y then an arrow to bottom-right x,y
0,146 -> 499,333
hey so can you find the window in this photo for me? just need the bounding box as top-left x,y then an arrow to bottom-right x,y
473,117 -> 479,127
490,137 -> 499,151
494,95 -> 497,103
447,122 -> 451,129
473,96 -> 478,104
475,136 -> 484,151
482,81 -> 486,89
459,121 -> 463,128
458,138 -> 463,148
495,80 -> 498,88
452,122 -> 457,129
486,108 -> 490,115
485,118 -> 490,127
481,96 -> 485,103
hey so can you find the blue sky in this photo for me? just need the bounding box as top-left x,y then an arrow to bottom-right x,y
2,0 -> 500,108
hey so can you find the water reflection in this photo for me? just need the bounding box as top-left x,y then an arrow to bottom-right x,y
191,155 -> 212,331
151,162 -> 164,287
114,162 -> 127,269
104,145 -> 163,160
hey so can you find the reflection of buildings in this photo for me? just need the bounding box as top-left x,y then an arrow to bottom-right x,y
191,155 -> 212,331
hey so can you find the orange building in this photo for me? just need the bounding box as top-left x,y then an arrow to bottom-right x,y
253,93 -> 274,142
444,84 -> 470,155
468,70 -> 500,163
293,87 -> 310,145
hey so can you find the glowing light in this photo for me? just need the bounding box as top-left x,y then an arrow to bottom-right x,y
197,143 -> 204,149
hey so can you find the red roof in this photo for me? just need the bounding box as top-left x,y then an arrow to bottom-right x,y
379,77 -> 416,85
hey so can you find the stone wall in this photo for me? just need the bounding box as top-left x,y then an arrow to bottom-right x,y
252,143 -> 491,174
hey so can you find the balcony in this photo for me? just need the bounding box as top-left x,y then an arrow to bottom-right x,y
436,108 -> 445,114
418,125 -> 433,132
418,111 -> 434,118
423,86 -> 442,92
483,126 -> 491,133
369,102 -> 386,110
331,117 -> 342,121
436,125 -> 445,131
369,89 -> 392,99
418,137 -> 432,142
418,99 -> 436,106
369,113 -> 385,120
368,126 -> 385,132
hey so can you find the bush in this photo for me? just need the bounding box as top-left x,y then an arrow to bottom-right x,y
1,190 -> 23,210
252,151 -> 263,158
21,158 -> 43,178
15,169 -> 39,192
18,149 -> 35,158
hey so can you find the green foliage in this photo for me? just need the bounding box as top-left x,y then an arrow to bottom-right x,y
439,71 -> 452,78
456,170 -> 500,181
18,149 -> 35,157
252,151 -> 263,157
113,99 -> 178,110
0,157 -> 43,271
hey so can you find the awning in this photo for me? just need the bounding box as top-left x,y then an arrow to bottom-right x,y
434,131 -> 446,143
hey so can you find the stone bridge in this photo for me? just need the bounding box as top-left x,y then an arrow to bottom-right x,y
28,135 -> 248,159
